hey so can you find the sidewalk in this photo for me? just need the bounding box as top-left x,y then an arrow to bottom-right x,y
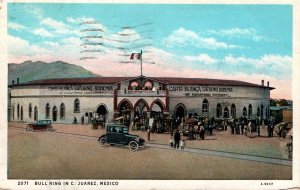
9,122 -> 291,159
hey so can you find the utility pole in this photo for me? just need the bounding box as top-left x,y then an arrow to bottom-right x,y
140,50 -> 143,76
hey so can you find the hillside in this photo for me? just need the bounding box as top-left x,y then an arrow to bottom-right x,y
8,60 -> 100,84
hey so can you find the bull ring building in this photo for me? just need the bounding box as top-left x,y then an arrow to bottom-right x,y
9,75 -> 274,124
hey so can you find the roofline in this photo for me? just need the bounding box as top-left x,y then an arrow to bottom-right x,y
9,76 -> 276,90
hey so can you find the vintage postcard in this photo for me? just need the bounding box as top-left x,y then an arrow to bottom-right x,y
0,0 -> 299,189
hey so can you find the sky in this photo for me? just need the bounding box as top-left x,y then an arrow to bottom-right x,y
7,3 -> 292,99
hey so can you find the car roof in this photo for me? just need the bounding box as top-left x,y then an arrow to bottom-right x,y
106,123 -> 127,128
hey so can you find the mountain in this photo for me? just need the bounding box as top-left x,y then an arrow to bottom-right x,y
8,60 -> 100,85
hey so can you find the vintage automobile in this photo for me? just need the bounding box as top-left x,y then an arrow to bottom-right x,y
26,119 -> 53,132
275,122 -> 292,138
98,123 -> 145,151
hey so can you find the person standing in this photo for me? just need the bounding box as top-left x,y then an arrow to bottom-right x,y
199,124 -> 205,140
180,139 -> 185,150
81,115 -> 84,125
174,129 -> 181,149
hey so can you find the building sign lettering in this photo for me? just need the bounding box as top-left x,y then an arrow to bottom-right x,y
47,85 -> 113,95
168,86 -> 233,92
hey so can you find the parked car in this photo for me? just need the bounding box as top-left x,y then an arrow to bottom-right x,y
98,123 -> 145,151
26,119 -> 53,132
276,122 -> 292,138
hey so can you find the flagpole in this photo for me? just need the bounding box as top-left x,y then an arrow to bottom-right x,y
140,50 -> 143,76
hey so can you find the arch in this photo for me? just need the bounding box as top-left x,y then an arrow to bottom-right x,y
231,104 -> 236,118
265,107 -> 269,119
142,80 -> 153,90
129,80 -> 139,90
34,106 -> 38,121
52,106 -> 57,121
223,107 -> 229,118
216,103 -> 222,118
174,103 -> 186,119
17,104 -> 20,119
45,103 -> 50,118
257,107 -> 261,117
243,107 -> 247,117
134,99 -> 150,115
60,103 -> 65,119
20,106 -> 23,121
150,99 -> 166,112
74,98 -> 80,113
248,104 -> 253,117
97,104 -> 108,115
118,98 -> 133,112
202,98 -> 209,114
29,103 -> 32,119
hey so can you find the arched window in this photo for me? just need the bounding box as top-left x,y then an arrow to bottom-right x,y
20,106 -> 23,121
34,106 -> 38,121
248,104 -> 253,117
216,103 -> 222,118
129,81 -> 139,90
52,106 -> 58,122
74,99 -> 80,113
12,105 -> 15,120
17,104 -> 20,119
29,103 -> 32,118
143,81 -> 153,90
231,104 -> 236,118
261,104 -> 264,118
45,103 -> 50,118
60,103 -> 65,119
202,99 -> 209,114
223,107 -> 229,118
243,107 -> 247,117
257,107 -> 260,117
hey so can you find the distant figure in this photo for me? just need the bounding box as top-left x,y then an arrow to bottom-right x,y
174,129 -> 181,149
147,128 -> 151,141
199,125 -> 205,140
180,139 -> 185,150
73,116 -> 77,124
170,137 -> 174,148
81,115 -> 84,125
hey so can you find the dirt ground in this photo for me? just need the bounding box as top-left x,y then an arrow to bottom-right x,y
7,123 -> 292,180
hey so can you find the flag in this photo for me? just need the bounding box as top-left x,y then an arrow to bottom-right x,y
130,53 -> 141,60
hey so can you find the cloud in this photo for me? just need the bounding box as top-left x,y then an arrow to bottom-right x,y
25,5 -> 44,19
41,17 -> 80,36
8,22 -> 26,31
32,28 -> 55,37
224,54 -> 292,70
184,54 -> 218,64
163,27 -> 240,50
208,28 -> 268,41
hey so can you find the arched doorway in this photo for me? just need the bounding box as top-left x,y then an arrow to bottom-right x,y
231,104 -> 236,118
223,107 -> 229,118
118,99 -> 133,126
34,106 -> 38,121
96,104 -> 108,122
134,99 -> 149,117
52,106 -> 57,121
174,104 -> 186,119
216,103 -> 222,118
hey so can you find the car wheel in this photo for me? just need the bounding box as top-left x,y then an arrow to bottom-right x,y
129,141 -> 139,151
28,127 -> 33,132
99,137 -> 108,146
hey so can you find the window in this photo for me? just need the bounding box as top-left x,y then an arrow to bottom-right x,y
17,104 -> 20,119
74,99 -> 80,113
60,103 -> 65,119
29,103 -> 32,118
257,107 -> 260,117
248,104 -> 253,117
45,103 -> 50,118
216,103 -> 222,118
223,107 -> 229,118
12,106 -> 15,120
231,104 -> 236,118
202,99 -> 209,114
34,106 -> 38,121
21,106 -> 23,121
243,107 -> 247,117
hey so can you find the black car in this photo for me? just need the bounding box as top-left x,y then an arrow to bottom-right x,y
98,123 -> 145,151
26,119 -> 53,132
